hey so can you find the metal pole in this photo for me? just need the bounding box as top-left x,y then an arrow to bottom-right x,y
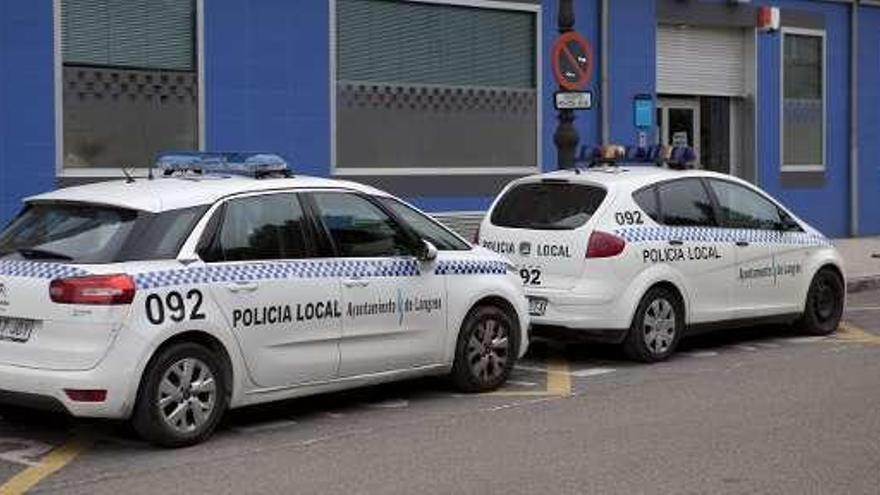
553,0 -> 578,169
850,0 -> 860,237
600,0 -> 609,145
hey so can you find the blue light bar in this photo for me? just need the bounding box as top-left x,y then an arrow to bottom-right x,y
155,151 -> 291,178
575,145 -> 697,169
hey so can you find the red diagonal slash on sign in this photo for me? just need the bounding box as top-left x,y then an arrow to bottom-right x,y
551,31 -> 594,91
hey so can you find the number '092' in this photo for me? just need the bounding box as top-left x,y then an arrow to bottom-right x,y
145,290 -> 206,325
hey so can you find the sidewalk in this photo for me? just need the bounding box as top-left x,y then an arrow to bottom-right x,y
832,237 -> 880,293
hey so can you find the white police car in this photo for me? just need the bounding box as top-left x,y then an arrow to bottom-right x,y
0,153 -> 528,446
478,145 -> 844,362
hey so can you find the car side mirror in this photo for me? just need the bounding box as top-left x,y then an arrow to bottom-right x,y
418,240 -> 438,262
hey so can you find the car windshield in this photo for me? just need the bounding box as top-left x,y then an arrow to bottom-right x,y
490,182 -> 607,230
0,202 -> 206,264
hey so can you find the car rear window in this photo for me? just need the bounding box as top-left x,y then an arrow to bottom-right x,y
0,202 -> 207,263
490,182 -> 607,230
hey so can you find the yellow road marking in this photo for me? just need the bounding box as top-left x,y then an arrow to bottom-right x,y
836,322 -> 880,345
546,357 -> 573,397
0,434 -> 91,495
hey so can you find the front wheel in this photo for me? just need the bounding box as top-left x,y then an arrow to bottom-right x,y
450,305 -> 517,393
798,268 -> 844,336
132,342 -> 228,447
624,287 -> 684,363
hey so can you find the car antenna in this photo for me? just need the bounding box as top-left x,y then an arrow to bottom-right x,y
121,165 -> 135,184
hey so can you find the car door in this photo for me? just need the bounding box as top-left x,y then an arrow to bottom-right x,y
654,178 -> 735,324
306,191 -> 447,378
707,179 -> 808,316
199,192 -> 342,389
706,179 -> 786,318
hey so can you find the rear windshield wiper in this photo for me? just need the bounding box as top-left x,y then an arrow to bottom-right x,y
15,248 -> 74,261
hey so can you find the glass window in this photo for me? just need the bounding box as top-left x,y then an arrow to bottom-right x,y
376,198 -> 470,251
335,0 -> 537,171
708,180 -> 783,231
632,186 -> 660,223
60,0 -> 198,169
783,31 -> 824,169
490,182 -> 607,230
656,179 -> 717,227
0,203 -> 138,263
121,206 -> 207,260
204,194 -> 310,262
311,193 -> 417,258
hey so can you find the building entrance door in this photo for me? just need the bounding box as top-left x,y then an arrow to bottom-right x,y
657,96 -> 742,177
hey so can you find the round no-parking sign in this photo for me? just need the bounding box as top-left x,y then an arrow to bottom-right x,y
551,31 -> 594,91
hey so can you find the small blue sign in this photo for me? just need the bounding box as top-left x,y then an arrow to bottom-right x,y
634,95 -> 654,129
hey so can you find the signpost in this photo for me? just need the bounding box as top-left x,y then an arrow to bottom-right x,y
551,1 -> 593,169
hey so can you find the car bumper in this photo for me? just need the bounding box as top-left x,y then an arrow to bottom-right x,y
527,287 -> 632,338
0,359 -> 134,419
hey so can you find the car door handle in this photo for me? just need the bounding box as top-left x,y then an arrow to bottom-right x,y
735,241 -> 750,247
343,279 -> 370,288
668,240 -> 684,246
226,281 -> 259,294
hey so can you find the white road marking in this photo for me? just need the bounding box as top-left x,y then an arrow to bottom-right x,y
235,419 -> 299,435
325,412 -> 345,419
0,438 -> 55,467
784,336 -> 828,344
683,350 -> 719,358
734,345 -> 758,352
506,380 -> 539,387
845,306 -> 880,312
569,367 -> 616,378
368,399 -> 409,409
755,342 -> 781,349
514,365 -> 549,374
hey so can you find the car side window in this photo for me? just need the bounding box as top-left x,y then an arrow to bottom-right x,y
632,186 -> 661,223
708,180 -> 784,231
376,197 -> 471,251
310,192 -> 417,258
201,193 -> 310,262
656,179 -> 717,227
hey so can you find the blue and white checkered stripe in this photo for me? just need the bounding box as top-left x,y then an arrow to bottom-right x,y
134,259 -> 422,290
614,227 -> 830,246
435,259 -> 507,276
0,260 -> 89,280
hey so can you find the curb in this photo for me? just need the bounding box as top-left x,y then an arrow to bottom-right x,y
847,275 -> 880,294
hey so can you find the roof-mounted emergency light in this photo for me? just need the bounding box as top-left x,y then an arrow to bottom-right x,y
575,144 -> 697,171
154,151 -> 292,179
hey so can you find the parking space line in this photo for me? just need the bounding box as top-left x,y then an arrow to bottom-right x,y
546,358 -> 572,397
836,322 -> 880,345
0,434 -> 91,495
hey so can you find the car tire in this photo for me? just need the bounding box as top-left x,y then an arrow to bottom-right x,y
450,305 -> 517,393
132,342 -> 228,448
798,268 -> 844,336
624,286 -> 684,363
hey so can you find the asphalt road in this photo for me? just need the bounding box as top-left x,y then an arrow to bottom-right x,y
1,289 -> 878,494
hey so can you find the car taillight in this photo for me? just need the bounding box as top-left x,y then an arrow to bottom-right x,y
49,274 -> 136,305
586,231 -> 626,258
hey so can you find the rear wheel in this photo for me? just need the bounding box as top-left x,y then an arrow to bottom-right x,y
132,342 -> 228,447
798,268 -> 844,336
450,305 -> 517,393
624,286 -> 683,363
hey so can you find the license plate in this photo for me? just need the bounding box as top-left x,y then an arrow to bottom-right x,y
528,297 -> 548,317
0,317 -> 36,343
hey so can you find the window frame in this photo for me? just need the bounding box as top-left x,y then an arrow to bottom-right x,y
329,0 -> 542,177
302,190 -> 426,259
780,26 -> 826,173
651,178 -> 720,228
53,0 -> 205,178
196,191 -> 323,264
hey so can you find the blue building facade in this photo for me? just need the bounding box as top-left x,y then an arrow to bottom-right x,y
1,0 -> 879,238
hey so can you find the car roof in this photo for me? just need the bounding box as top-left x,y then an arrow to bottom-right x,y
512,165 -> 740,190
25,175 -> 391,213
